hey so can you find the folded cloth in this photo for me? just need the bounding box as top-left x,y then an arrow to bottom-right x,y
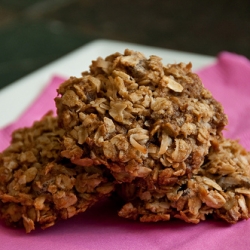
0,52 -> 250,250
198,52 -> 250,150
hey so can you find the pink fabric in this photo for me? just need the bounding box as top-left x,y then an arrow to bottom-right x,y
198,52 -> 250,150
1,52 -> 250,250
0,76 -> 64,152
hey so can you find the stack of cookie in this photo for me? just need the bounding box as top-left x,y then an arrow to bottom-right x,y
1,50 -> 250,233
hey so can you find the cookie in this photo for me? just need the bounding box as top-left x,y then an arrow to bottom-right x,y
0,113 -> 114,232
55,49 -> 227,185
117,138 -> 250,223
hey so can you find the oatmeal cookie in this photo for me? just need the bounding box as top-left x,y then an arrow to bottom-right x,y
55,49 -> 227,185
117,138 -> 250,223
0,113 -> 114,233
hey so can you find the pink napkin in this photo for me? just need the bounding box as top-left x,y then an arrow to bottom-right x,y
198,52 -> 250,150
0,76 -> 64,152
1,52 -> 250,250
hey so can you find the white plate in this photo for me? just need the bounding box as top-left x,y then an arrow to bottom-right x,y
0,39 -> 215,129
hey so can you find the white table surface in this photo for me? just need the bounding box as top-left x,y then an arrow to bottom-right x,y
0,39 -> 215,129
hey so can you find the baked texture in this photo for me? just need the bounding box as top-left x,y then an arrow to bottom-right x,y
0,113 -> 114,233
0,49 -> 249,233
55,49 -> 227,185
117,138 -> 250,223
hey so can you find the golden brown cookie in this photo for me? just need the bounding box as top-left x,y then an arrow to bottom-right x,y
117,138 -> 250,224
0,113 -> 114,233
55,49 -> 227,185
